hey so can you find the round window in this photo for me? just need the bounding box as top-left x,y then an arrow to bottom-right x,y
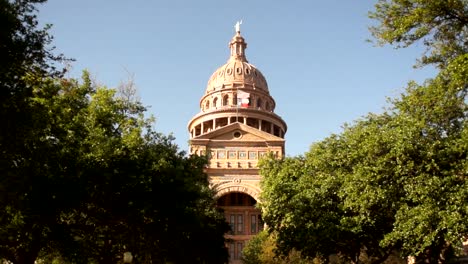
233,131 -> 242,139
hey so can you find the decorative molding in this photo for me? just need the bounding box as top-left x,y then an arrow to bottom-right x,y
212,180 -> 261,201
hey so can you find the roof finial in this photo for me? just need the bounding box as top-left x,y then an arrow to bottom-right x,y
235,20 -> 242,33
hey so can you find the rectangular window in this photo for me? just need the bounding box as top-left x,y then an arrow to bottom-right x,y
249,151 -> 257,159
229,215 -> 235,234
251,214 -> 257,234
237,214 -> 243,234
228,151 -> 237,159
236,242 -> 244,260
229,243 -> 235,260
238,151 -> 247,159
217,150 -> 226,159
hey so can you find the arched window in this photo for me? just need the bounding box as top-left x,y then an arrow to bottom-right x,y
223,94 -> 229,106
213,97 -> 218,107
256,98 -> 262,109
265,102 -> 270,111
233,93 -> 237,106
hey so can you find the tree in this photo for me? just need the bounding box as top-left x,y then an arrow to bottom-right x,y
379,54 -> 467,263
0,0 -> 64,92
259,2 -> 467,263
0,1 -> 66,260
369,0 -> 468,68
259,128 -> 399,264
259,55 -> 467,263
0,0 -> 66,173
0,73 -> 230,264
242,231 -> 315,264
0,2 -> 229,263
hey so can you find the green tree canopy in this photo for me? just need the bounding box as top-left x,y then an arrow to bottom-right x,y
369,0 -> 467,68
259,55 -> 467,263
0,73 -> 229,264
259,2 -> 467,263
0,1 -> 229,263
0,1 -> 67,262
1,0 -> 66,163
242,230 -> 315,264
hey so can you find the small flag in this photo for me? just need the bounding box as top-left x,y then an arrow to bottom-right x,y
237,91 -> 250,108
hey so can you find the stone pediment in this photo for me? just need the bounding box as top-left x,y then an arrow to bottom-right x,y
193,122 -> 283,142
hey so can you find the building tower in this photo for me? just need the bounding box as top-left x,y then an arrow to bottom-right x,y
188,23 -> 287,263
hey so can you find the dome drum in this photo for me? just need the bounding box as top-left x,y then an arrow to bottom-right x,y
200,90 -> 276,113
188,111 -> 286,139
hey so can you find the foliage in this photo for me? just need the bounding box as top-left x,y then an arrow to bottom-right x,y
259,55 -> 467,263
0,73 -> 229,264
0,0 -> 65,91
369,0 -> 468,68
259,1 -> 467,262
242,231 -> 315,264
0,0 -> 66,168
0,1 -> 229,263
0,1 -> 66,262
242,230 -> 270,263
379,54 -> 468,262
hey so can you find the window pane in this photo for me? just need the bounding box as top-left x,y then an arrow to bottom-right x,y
258,215 -> 264,231
230,215 -> 235,234
229,243 -> 235,260
237,214 -> 243,234
236,242 -> 244,260
251,215 -> 257,234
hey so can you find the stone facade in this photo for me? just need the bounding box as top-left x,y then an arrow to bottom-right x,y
188,25 -> 286,263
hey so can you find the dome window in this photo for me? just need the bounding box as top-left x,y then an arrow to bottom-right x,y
205,100 -> 210,110
245,68 -> 250,75
223,95 -> 229,106
227,68 -> 233,75
213,97 -> 218,107
236,67 -> 242,75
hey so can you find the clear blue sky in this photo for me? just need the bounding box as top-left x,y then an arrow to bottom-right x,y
38,0 -> 436,156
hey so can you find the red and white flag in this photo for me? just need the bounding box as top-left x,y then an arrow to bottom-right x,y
237,91 -> 250,108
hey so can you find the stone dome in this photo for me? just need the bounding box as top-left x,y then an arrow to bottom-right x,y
206,61 -> 268,93
188,24 -> 287,142
205,32 -> 269,94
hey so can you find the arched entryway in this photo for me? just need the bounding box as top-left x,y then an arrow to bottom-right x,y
217,192 -> 263,262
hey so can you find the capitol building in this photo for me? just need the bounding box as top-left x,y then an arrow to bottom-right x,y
188,23 -> 287,263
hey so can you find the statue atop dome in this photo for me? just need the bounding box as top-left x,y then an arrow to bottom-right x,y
235,20 -> 242,33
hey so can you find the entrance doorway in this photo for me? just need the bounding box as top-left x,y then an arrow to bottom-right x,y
217,192 -> 263,262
